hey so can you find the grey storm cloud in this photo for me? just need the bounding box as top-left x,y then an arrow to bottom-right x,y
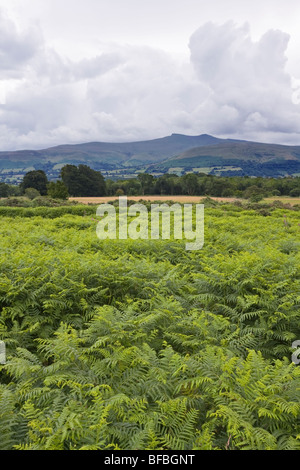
0,10 -> 300,150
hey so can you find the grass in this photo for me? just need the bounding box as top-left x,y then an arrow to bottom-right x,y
264,196 -> 300,205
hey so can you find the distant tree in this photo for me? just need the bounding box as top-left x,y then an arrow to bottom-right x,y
21,170 -> 48,195
0,183 -> 10,198
60,164 -> 106,197
222,188 -> 234,197
47,181 -> 69,199
153,174 -> 179,195
289,188 -> 300,197
105,179 -> 114,196
250,193 -> 264,203
24,187 -> 41,200
137,173 -> 154,195
60,165 -> 82,197
115,188 -> 125,196
7,185 -> 22,197
106,180 -> 122,196
243,185 -> 266,200
122,179 -> 142,196
181,173 -> 199,195
77,164 -> 106,196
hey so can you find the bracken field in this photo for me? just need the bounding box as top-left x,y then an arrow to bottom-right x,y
0,199 -> 300,450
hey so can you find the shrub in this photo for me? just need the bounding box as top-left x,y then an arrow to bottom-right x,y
24,188 -> 41,200
47,181 -> 69,200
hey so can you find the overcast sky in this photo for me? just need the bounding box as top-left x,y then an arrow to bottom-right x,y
1,0 -> 300,150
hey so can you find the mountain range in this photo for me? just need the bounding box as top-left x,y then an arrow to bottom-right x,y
1,133 -> 300,183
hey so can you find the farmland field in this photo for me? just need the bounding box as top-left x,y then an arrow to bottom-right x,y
69,195 -> 300,206
69,195 -> 239,204
0,200 -> 300,450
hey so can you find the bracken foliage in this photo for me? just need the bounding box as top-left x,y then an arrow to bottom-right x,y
0,202 -> 300,450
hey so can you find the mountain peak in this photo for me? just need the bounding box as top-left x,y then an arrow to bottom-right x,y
170,133 -> 214,138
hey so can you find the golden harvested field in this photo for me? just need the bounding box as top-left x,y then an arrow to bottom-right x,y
69,196 -> 239,204
69,195 -> 300,205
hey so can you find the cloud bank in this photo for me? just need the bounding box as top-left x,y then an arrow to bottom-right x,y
0,10 -> 300,150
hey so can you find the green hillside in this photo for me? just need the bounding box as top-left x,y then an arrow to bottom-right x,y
0,134 -> 224,169
154,140 -> 300,177
1,134 -> 300,181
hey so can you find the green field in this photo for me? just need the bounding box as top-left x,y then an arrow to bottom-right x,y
0,202 -> 300,450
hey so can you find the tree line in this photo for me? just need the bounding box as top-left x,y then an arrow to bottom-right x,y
0,164 -> 300,200
0,165 -> 106,199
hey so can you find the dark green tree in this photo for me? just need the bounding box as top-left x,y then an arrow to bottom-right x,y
20,170 -> 48,195
60,165 -> 81,197
0,183 -> 10,197
60,164 -> 106,197
181,173 -> 199,195
289,188 -> 300,197
137,173 -> 154,195
47,180 -> 69,199
243,185 -> 266,200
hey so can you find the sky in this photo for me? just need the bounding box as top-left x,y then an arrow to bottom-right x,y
1,0 -> 300,150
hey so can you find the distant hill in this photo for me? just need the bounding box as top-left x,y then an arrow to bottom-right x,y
160,140 -> 300,165
1,133 -> 300,182
0,134 -> 227,169
151,138 -> 300,177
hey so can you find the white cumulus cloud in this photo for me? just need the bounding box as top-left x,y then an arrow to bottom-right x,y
188,21 -> 300,142
0,9 -> 300,150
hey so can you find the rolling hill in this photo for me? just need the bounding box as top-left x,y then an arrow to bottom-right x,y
1,133 -> 300,182
0,134 -> 226,169
151,138 -> 300,177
